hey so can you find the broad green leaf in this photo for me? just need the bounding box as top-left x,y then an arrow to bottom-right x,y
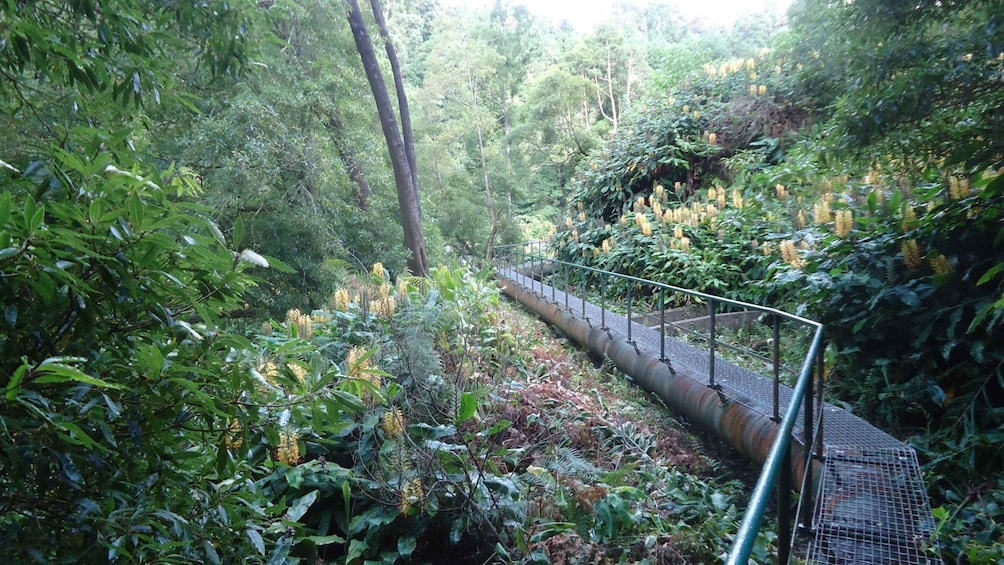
306,534 -> 346,546
246,528 -> 265,556
396,536 -> 416,557
33,363 -> 125,389
456,391 -> 477,425
285,490 -> 318,522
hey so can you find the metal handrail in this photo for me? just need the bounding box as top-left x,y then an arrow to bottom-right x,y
493,241 -> 826,564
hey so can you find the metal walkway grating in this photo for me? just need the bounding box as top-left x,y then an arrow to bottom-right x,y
808,447 -> 937,564
498,266 -> 938,564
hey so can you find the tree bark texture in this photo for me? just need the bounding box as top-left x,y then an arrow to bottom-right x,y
369,0 -> 421,207
345,0 -> 429,276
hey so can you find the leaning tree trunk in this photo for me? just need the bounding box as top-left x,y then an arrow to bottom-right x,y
369,0 -> 421,205
327,114 -> 373,210
345,0 -> 429,276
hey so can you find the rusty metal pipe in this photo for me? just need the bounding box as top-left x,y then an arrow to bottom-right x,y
499,274 -> 823,493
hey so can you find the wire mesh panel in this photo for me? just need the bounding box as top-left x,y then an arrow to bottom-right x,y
807,447 -> 938,564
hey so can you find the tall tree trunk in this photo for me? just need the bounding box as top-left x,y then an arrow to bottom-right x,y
604,50 -> 618,132
469,70 -> 499,259
369,0 -> 420,204
327,114 -> 373,210
345,0 -> 429,276
476,121 -> 498,260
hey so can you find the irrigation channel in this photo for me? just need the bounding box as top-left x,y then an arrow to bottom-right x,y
493,242 -> 938,565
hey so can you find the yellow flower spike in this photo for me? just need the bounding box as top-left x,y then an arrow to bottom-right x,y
762,242 -> 773,256
716,186 -> 726,209
693,110 -> 701,119
572,229 -> 579,242
775,184 -> 788,199
226,420 -> 243,451
758,85 -> 767,95
674,225 -> 684,240
655,184 -> 665,200
680,237 -> 691,253
683,104 -> 690,113
372,262 -> 386,280
347,347 -> 369,379
565,217 -> 574,229
732,189 -> 744,209
929,252 -> 954,275
577,202 -> 584,212
579,211 -> 587,222
592,247 -> 600,257
708,132 -> 717,144
641,221 -> 653,237
334,288 -> 351,311
285,309 -> 314,338
949,176 -> 971,199
652,201 -> 663,219
902,239 -> 923,270
276,428 -> 301,466
813,200 -> 833,224
835,210 -> 854,237
903,206 -> 918,231
779,240 -> 805,269
399,479 -> 424,516
382,408 -> 405,437
259,360 -> 279,386
290,363 -> 308,383
375,296 -> 396,318
602,239 -> 611,253
749,84 -> 757,96
619,215 -> 628,226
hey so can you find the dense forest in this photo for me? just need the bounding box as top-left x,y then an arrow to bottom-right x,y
1,0 -> 1002,563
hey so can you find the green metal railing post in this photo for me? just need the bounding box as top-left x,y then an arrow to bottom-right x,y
709,299 -> 717,387
799,352 -> 816,535
601,271 -> 607,330
816,345 -> 826,460
551,259 -> 556,303
626,281 -> 633,344
659,288 -> 666,362
778,441 -> 793,565
564,263 -> 569,310
773,315 -> 781,422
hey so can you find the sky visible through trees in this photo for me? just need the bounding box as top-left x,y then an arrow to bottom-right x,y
439,0 -> 793,29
